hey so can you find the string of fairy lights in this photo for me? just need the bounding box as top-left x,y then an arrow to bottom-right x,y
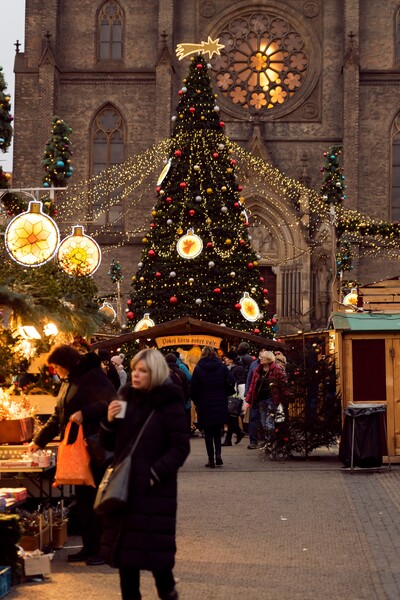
51,137 -> 400,266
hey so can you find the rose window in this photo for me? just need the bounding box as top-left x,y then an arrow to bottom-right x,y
211,13 -> 308,112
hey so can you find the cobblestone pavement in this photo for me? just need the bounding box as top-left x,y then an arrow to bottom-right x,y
6,436 -> 400,600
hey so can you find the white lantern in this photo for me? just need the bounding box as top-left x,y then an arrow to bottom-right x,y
57,225 -> 101,277
5,201 -> 60,266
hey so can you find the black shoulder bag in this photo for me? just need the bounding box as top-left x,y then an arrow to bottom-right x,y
94,409 -> 155,517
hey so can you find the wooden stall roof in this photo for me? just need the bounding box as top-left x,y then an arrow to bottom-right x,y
359,276 -> 400,312
331,312 -> 400,332
91,316 -> 285,350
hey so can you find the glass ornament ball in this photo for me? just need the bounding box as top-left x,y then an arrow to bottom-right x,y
127,311 -> 134,320
195,195 -> 202,202
194,165 -> 200,171
169,296 -> 178,304
230,272 -> 236,277
146,300 -> 153,306
213,106 -> 220,112
57,225 -> 101,277
208,261 -> 215,268
221,206 -> 228,213
195,298 -> 202,305
167,219 -> 173,225
138,262 -> 143,268
5,200 -> 60,267
170,271 -> 176,278
171,116 -> 177,121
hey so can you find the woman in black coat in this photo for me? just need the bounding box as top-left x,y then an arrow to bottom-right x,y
99,348 -> 190,600
190,346 -> 235,468
29,344 -> 117,565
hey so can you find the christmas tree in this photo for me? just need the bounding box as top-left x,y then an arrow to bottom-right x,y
0,65 -> 24,216
128,54 -> 273,336
42,116 -> 73,188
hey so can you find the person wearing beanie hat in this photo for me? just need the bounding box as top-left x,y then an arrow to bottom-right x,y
222,350 -> 246,446
111,353 -> 128,390
98,349 -> 120,391
237,341 -> 255,376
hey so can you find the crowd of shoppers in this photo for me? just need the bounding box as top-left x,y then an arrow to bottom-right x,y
28,340 -> 287,600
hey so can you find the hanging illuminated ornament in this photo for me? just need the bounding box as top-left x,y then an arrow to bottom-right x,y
98,301 -> 117,322
157,159 -> 172,186
134,313 -> 155,332
5,200 -> 60,266
57,225 -> 101,277
239,292 -> 260,322
176,229 -> 203,259
343,288 -> 358,306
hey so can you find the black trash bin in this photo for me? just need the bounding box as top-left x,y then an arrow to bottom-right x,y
339,404 -> 387,468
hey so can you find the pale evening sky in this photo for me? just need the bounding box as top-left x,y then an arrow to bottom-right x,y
0,0 -> 25,172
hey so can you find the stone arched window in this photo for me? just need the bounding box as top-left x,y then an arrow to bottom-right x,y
391,114 -> 400,221
91,105 -> 125,231
396,7 -> 400,63
97,0 -> 123,62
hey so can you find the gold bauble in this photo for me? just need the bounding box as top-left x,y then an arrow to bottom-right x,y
140,276 -> 145,282
206,188 -> 213,194
147,299 -> 153,306
177,227 -> 183,235
225,239 -> 232,245
142,237 -> 148,244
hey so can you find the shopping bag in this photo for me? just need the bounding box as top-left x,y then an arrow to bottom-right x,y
228,396 -> 243,417
54,422 -> 95,487
94,454 -> 131,516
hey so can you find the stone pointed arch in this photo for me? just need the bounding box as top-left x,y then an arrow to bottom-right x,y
243,183 -> 311,334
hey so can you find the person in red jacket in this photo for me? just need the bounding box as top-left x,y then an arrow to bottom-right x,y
246,350 -> 288,449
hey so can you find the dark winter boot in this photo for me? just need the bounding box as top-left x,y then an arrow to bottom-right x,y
215,455 -> 223,466
205,458 -> 215,468
159,588 -> 179,599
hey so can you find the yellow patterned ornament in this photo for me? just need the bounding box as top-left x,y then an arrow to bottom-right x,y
5,200 -> 60,267
176,229 -> 203,259
239,292 -> 260,322
57,225 -> 101,277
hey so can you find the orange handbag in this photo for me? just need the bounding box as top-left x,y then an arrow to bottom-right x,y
54,421 -> 95,487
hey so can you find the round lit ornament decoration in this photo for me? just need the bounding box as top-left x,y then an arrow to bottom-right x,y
57,225 -> 101,277
5,200 -> 60,267
134,313 -> 155,332
343,288 -> 358,306
157,159 -> 172,186
239,292 -> 260,322
98,301 -> 116,322
176,229 -> 203,259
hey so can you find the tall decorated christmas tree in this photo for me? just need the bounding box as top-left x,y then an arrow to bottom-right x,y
128,49 -> 274,337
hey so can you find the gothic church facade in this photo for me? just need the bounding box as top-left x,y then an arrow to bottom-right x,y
11,0 -> 400,334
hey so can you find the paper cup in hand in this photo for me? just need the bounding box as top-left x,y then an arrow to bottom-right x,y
115,400 -> 127,419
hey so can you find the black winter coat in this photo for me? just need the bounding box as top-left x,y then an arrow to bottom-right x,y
99,382 -> 190,571
34,353 -> 117,448
190,357 -> 235,428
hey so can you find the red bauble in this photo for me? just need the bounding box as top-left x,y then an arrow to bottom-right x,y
196,63 -> 203,69
214,287 -> 221,294
127,299 -> 132,305
175,149 -> 182,157
234,202 -> 239,208
127,311 -> 134,320
150,222 -> 155,228
219,121 -> 225,127
247,262 -> 254,269
234,303 -> 241,310
213,152 -> 219,158
272,318 -> 277,324
231,159 -> 237,166
189,209 -> 196,216
189,107 -> 195,113
259,276 -> 265,282
156,186 -> 161,192
237,185 -> 243,191
262,288 -> 268,295
169,296 -> 178,304
239,239 -> 245,246
178,90 -> 183,96
180,182 -> 187,188
253,328 -> 260,335
155,272 -> 161,278
148,249 -> 156,257
166,196 -> 172,203
266,320 -> 272,326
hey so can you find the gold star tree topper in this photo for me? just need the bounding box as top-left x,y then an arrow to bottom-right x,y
176,37 -> 225,60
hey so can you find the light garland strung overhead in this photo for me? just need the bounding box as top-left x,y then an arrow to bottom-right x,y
57,225 -> 101,277
5,200 -> 60,267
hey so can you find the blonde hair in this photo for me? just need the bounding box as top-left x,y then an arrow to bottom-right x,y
130,348 -> 170,389
263,351 -> 276,363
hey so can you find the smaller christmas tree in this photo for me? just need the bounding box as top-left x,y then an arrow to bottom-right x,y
320,146 -> 346,208
0,66 -> 13,152
42,116 -> 73,188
